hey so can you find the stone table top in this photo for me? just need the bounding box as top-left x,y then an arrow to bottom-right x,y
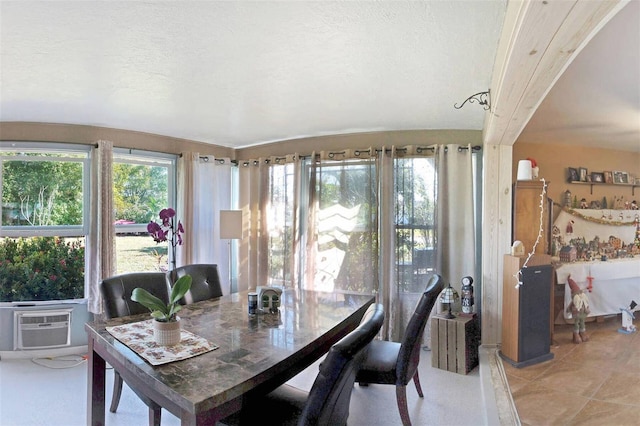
86,289 -> 375,423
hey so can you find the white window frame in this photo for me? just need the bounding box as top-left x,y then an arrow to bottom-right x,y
0,142 -> 91,238
112,148 -> 177,235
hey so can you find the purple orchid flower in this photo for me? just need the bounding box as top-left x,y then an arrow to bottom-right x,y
159,208 -> 175,227
148,208 -> 185,270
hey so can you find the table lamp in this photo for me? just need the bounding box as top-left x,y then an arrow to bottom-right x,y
220,210 -> 243,292
440,284 -> 458,319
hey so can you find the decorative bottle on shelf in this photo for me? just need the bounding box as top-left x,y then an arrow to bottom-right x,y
563,189 -> 571,208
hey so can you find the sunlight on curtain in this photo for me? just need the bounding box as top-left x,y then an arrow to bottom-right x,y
238,158 -> 269,291
240,144 -> 480,343
388,147 -> 437,340
303,150 -> 378,294
264,155 -> 300,288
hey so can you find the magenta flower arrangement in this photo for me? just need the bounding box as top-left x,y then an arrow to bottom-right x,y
147,208 -> 184,270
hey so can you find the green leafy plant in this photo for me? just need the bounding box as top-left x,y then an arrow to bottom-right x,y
131,275 -> 192,322
0,237 -> 85,302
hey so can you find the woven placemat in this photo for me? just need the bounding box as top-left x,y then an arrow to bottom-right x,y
106,319 -> 218,366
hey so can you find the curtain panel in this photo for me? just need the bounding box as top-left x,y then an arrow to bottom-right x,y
388,145 -> 439,341
237,144 -> 480,342
86,140 -> 114,314
304,149 -> 379,295
238,158 -> 269,292
180,153 -> 236,294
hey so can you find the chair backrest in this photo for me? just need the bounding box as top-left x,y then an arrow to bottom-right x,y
396,274 -> 444,385
100,272 -> 170,319
299,303 -> 385,426
171,264 -> 223,304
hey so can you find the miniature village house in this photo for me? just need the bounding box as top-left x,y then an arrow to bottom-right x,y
559,245 -> 577,263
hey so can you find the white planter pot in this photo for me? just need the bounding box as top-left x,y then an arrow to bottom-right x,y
153,318 -> 181,346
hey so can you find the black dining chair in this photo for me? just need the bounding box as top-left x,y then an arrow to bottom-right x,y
222,303 -> 385,426
171,263 -> 223,304
100,272 -> 171,426
355,274 -> 444,426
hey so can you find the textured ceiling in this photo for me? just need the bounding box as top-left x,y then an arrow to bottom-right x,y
0,1 -> 505,148
0,1 -> 637,152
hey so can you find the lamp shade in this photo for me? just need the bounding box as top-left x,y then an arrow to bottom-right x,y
219,210 -> 243,239
440,285 -> 458,304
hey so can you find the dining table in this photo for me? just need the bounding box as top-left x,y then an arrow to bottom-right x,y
85,289 -> 375,425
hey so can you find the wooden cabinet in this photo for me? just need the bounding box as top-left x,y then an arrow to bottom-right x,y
500,254 -> 554,368
512,180 -> 551,255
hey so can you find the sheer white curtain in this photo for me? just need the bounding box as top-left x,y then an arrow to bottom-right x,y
86,140 -> 114,314
379,144 -> 477,342
304,149 -> 378,294
381,145 -> 439,341
238,158 -> 269,291
179,152 -> 235,294
239,144 -> 479,343
262,154 -> 302,289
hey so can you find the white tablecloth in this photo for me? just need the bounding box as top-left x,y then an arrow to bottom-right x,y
555,258 -> 640,319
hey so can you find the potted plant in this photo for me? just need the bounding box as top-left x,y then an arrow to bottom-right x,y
131,275 -> 192,346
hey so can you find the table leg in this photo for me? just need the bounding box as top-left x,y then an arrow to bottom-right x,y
87,337 -> 106,426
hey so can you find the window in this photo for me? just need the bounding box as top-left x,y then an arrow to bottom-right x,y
306,158 -> 378,294
266,162 -> 295,287
113,149 -> 176,274
394,157 -> 437,293
0,143 -> 90,302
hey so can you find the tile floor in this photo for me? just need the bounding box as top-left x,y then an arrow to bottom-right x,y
503,315 -> 640,426
0,343 -> 502,425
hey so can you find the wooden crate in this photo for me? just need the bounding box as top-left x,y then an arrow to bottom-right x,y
431,314 -> 479,374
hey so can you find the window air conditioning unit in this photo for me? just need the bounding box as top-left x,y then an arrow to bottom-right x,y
13,309 -> 72,350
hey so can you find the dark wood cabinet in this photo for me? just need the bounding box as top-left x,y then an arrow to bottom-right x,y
500,254 -> 554,368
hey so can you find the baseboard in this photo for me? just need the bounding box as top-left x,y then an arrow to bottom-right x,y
480,345 -> 521,426
0,345 -> 88,361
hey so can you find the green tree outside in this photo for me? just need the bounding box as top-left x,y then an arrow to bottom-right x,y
2,157 -> 83,226
113,163 -> 168,223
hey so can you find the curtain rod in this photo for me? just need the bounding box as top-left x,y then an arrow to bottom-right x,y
176,153 -> 238,165
175,145 -> 481,167
237,145 -> 481,166
199,156 -> 238,165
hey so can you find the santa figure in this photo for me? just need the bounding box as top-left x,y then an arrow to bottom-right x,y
566,275 -> 590,344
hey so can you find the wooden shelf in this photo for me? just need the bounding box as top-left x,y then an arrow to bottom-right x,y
568,180 -> 638,195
